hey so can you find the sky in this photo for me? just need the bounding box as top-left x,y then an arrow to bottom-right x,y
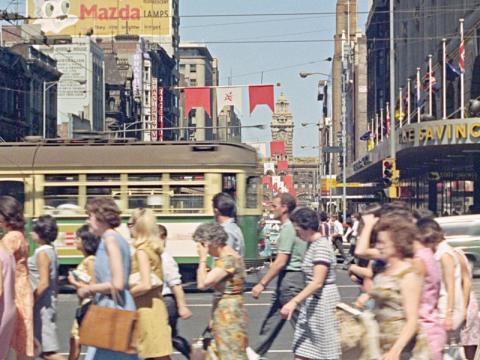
180,0 -> 369,156
0,0 -> 368,156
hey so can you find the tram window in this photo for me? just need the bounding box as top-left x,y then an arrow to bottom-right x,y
222,174 -> 236,198
128,173 -> 162,182
127,186 -> 164,209
86,174 -> 121,182
170,186 -> 204,213
170,173 -> 204,181
45,174 -> 79,182
86,187 -> 120,201
0,181 -> 25,205
44,186 -> 78,209
246,176 -> 260,209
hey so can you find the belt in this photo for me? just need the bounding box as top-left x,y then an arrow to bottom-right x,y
283,269 -> 302,273
163,294 -> 175,298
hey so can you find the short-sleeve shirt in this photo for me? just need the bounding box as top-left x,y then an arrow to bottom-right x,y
276,220 -> 307,271
222,219 -> 246,257
161,251 -> 182,296
302,238 -> 336,295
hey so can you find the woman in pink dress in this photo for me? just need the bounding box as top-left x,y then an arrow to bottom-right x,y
0,196 -> 34,358
0,239 -> 16,360
413,219 -> 447,360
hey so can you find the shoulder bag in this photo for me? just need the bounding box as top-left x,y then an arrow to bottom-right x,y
79,288 -> 138,354
190,326 -> 217,360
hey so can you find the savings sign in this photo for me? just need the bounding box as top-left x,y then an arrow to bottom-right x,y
27,0 -> 171,36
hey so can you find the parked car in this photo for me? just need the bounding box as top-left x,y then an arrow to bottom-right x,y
435,214 -> 480,276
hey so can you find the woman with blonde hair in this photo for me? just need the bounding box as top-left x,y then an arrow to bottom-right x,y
128,208 -> 172,360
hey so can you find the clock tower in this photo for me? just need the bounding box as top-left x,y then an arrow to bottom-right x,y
271,93 -> 294,160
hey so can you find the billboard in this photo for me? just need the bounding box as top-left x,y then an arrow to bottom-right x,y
27,0 -> 171,37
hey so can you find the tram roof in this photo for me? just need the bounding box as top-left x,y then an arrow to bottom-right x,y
0,140 -> 258,171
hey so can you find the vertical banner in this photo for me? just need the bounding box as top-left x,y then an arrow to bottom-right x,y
158,88 -> 164,141
151,77 -> 158,141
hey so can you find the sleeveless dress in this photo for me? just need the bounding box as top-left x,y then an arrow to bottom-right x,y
209,254 -> 248,360
0,246 -> 16,360
415,247 -> 446,360
435,241 -> 465,331
454,249 -> 480,346
131,240 -> 172,358
85,231 -> 139,360
2,230 -> 34,357
28,244 -> 60,353
370,266 -> 431,360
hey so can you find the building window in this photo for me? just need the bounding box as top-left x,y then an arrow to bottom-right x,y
190,64 -> 197,73
190,79 -> 197,86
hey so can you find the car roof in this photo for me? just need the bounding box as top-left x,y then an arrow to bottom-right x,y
435,214 -> 480,225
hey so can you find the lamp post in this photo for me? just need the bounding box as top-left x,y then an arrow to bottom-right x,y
43,79 -> 86,139
299,70 -> 331,211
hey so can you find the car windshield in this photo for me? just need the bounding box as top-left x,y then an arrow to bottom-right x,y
441,222 -> 480,237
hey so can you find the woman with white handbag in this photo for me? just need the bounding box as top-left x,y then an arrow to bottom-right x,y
128,208 -> 172,360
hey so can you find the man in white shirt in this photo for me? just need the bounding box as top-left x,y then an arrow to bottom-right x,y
330,214 -> 348,263
159,224 -> 192,359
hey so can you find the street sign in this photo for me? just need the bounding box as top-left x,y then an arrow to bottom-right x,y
323,146 -> 342,153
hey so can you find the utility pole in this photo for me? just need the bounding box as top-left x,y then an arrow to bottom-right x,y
341,30 -> 348,224
389,0 -> 396,160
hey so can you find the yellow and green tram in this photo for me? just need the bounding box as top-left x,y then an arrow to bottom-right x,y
0,140 -> 262,272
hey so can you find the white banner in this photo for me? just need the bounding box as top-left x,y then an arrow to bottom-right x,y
264,162 -> 275,175
216,87 -> 243,114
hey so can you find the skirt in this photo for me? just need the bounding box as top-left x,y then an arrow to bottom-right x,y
135,291 -> 172,358
292,285 -> 341,360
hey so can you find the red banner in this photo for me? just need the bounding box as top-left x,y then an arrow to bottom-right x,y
270,141 -> 285,156
249,85 -> 274,114
158,88 -> 164,141
184,87 -> 211,117
276,160 -> 288,171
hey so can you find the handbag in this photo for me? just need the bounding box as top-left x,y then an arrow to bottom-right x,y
75,300 -> 92,326
128,271 -> 163,288
79,289 -> 138,353
190,327 -> 217,360
443,341 -> 465,360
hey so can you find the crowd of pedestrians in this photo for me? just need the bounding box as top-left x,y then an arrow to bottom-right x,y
0,192 -> 479,360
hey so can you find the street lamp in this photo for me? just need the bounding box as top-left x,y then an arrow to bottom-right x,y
43,79 -> 86,139
299,71 -> 331,78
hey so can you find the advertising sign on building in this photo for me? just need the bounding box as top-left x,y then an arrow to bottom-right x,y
132,41 -> 144,98
27,0 -> 171,37
151,77 -> 158,141
51,46 -> 88,98
158,87 -> 164,141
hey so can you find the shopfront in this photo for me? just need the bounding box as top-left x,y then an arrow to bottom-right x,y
347,118 -> 480,215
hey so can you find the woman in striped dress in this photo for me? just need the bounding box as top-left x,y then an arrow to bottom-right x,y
281,207 -> 340,360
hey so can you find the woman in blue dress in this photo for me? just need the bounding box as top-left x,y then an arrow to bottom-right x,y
78,197 -> 138,360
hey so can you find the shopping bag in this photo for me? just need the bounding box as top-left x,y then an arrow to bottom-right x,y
190,327 -> 215,360
79,289 -> 138,353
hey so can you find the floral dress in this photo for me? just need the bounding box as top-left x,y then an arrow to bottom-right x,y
2,230 -> 34,357
370,266 -> 431,360
209,254 -> 248,360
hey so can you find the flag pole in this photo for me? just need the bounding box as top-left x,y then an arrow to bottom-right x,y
428,54 -> 433,116
407,78 -> 411,124
460,18 -> 465,119
386,101 -> 390,138
399,87 -> 403,128
417,67 -> 421,123
442,38 -> 447,119
375,113 -> 379,146
380,107 -> 384,142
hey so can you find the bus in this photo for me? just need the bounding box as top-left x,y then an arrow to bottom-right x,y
0,140 -> 262,274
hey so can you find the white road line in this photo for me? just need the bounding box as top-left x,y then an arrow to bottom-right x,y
188,303 -> 271,307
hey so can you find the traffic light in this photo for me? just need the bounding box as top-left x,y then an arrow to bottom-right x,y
382,158 -> 395,188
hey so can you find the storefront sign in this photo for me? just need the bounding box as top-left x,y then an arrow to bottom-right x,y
151,77 -> 158,141
158,88 -> 164,141
400,118 -> 480,146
